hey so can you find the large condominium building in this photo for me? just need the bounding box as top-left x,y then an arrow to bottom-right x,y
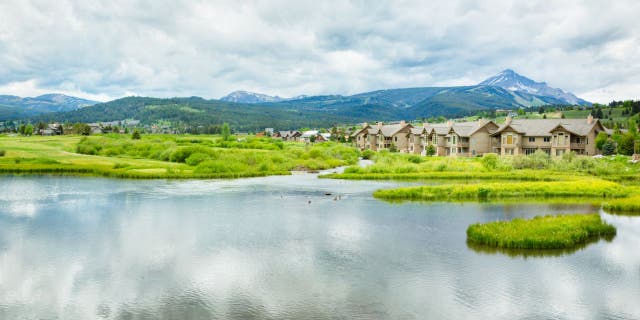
352,115 -> 607,157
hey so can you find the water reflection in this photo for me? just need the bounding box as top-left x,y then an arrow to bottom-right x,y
466,235 -> 616,258
0,176 -> 638,319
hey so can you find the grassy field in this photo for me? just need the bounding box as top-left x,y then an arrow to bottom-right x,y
373,179 -> 631,202
0,134 -> 359,179
466,214 -> 616,249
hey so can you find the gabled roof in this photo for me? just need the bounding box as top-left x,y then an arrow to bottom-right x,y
427,123 -> 450,135
492,118 -> 604,137
362,123 -> 413,137
278,130 -> 301,138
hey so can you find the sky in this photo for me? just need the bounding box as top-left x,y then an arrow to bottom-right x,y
0,0 -> 638,103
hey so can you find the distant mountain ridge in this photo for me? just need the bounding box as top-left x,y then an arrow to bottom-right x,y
220,90 -> 308,104
0,93 -> 98,119
479,69 -> 590,105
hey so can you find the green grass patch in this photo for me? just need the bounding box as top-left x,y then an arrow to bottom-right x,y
373,179 -> 630,202
324,151 -> 640,183
466,214 -> 616,249
0,134 -> 359,179
603,195 -> 640,214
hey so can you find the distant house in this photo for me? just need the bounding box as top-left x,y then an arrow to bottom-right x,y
40,123 -> 63,136
301,130 -> 328,143
87,123 -> 103,134
264,128 -> 274,135
274,130 -> 302,142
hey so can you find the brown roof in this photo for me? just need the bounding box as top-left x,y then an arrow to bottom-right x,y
366,123 -> 413,136
493,119 -> 604,137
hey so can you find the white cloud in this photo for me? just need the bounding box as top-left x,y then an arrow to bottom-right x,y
0,0 -> 638,102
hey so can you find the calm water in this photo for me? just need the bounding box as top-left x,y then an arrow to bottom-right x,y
0,173 -> 639,319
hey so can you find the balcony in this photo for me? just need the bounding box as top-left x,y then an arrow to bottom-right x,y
570,142 -> 586,149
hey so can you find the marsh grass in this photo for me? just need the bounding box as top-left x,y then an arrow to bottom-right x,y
602,195 -> 640,214
0,135 -> 359,179
373,179 -> 630,201
466,214 -> 616,249
325,151 -> 640,182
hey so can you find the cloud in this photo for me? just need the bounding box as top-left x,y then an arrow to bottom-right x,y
0,0 -> 638,102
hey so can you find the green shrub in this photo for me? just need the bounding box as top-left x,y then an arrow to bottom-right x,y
407,155 -> 423,164
131,129 -> 141,140
185,152 -> 210,166
481,153 -> 498,170
361,149 -> 375,160
0,149 -> 5,157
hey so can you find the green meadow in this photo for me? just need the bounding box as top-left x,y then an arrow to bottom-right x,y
0,134 -> 358,179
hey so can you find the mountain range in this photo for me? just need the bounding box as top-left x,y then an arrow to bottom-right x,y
4,70 -> 591,130
0,94 -> 98,120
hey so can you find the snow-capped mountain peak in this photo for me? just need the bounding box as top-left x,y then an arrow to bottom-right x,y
479,69 -> 590,105
220,91 -> 307,104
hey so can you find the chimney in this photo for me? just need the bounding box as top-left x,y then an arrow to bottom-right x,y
447,120 -> 453,128
587,114 -> 594,124
400,120 -> 406,126
478,118 -> 487,126
423,122 -> 429,129
377,122 -> 383,129
505,115 -> 512,125
363,122 -> 368,128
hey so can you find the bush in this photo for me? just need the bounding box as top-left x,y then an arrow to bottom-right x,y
407,155 -> 423,164
481,153 -> 499,170
426,145 -> 436,156
131,129 -> 141,140
602,139 -> 617,155
361,149 -> 375,160
185,152 -> 210,166
0,149 -> 5,157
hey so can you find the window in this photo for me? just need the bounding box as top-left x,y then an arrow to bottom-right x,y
394,136 -> 397,142
432,135 -> 437,144
358,136 -> 361,141
451,147 -> 456,154
529,137 -> 535,143
525,148 -> 537,155
556,149 -> 564,156
452,136 -> 457,144
506,135 -> 513,144
544,137 -> 551,142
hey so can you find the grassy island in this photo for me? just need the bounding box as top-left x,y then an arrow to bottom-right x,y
0,135 -> 358,179
466,214 -> 616,249
373,179 -> 630,202
603,195 -> 640,214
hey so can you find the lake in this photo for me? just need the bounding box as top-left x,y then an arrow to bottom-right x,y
0,173 -> 639,319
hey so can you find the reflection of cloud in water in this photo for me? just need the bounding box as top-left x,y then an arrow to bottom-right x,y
0,177 -> 639,319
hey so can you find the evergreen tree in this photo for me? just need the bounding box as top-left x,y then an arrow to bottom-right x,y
131,129 -> 141,140
602,139 -> 616,155
221,123 -> 231,141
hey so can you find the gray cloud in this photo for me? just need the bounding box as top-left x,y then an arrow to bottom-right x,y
0,0 -> 638,102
